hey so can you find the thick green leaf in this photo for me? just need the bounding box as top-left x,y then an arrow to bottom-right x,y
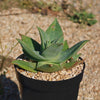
53,40 -> 89,63
38,19 -> 64,50
20,35 -> 41,59
45,36 -> 63,48
12,60 -> 37,72
17,39 -> 45,61
41,43 -> 63,60
51,36 -> 63,44
37,62 -> 63,73
64,60 -> 84,70
21,34 -> 40,51
37,27 -> 47,51
46,18 -> 64,44
63,40 -> 69,51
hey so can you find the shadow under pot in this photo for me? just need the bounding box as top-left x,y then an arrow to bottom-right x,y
14,54 -> 85,100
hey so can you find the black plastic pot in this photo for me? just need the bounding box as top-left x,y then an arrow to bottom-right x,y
14,55 -> 85,100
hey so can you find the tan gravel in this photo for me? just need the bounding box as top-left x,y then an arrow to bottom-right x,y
16,63 -> 84,81
0,1 -> 100,99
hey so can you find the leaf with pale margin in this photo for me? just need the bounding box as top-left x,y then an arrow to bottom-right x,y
21,34 -> 40,51
12,60 -> 37,72
52,40 -> 89,63
17,39 -> 45,61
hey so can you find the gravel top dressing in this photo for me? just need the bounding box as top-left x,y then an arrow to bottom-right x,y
16,63 -> 83,81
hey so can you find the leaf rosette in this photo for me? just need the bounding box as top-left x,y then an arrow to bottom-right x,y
12,19 -> 89,73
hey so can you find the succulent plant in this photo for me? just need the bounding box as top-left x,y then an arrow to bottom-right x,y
12,18 -> 88,73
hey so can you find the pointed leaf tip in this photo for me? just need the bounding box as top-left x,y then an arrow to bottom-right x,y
52,40 -> 89,63
16,39 -> 45,61
38,27 -> 47,50
54,18 -> 58,22
46,18 -> 64,44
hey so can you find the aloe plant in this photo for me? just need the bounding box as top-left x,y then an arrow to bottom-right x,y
12,18 -> 88,73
